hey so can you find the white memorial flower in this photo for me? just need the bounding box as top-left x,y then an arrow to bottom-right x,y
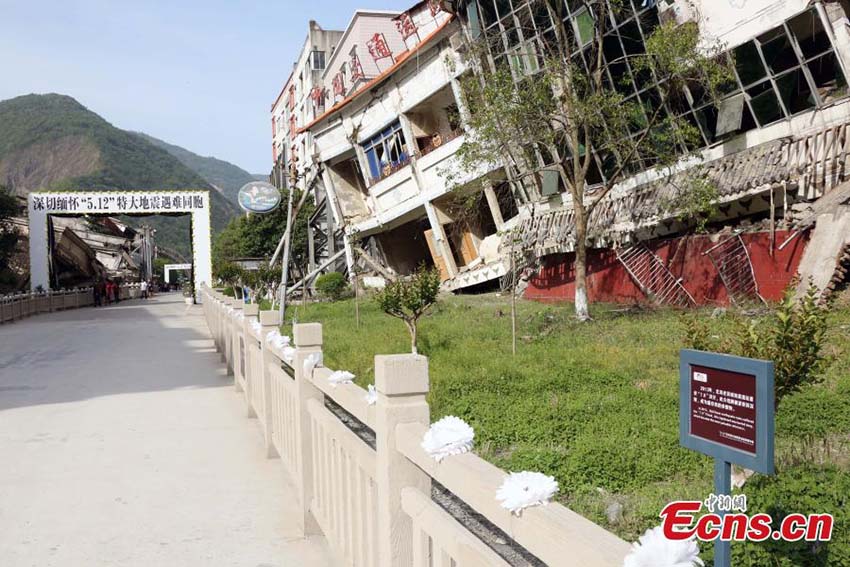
495,471 -> 558,515
327,370 -> 355,387
303,352 -> 323,375
421,416 -> 475,463
265,329 -> 291,350
282,346 -> 296,363
624,525 -> 703,567
250,320 -> 262,334
365,384 -> 377,406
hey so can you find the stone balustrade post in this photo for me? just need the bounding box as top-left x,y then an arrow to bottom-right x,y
242,304 -> 259,418
259,309 -> 281,458
230,300 -> 244,388
293,322 -> 325,536
374,354 -> 432,567
214,292 -> 223,353
209,291 -> 219,351
223,297 -> 235,373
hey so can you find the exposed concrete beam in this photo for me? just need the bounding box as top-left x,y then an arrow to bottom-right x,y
424,200 -> 458,277
354,245 -> 397,281
483,182 -> 505,231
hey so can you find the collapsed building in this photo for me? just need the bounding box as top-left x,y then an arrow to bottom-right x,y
4,211 -> 153,291
272,0 -> 850,305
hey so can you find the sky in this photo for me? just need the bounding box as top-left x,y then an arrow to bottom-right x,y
0,0 -> 404,174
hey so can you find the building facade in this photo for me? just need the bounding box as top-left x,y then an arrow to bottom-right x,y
445,0 -> 850,304
272,0 -> 850,305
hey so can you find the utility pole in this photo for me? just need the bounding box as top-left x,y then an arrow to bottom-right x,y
278,155 -> 298,323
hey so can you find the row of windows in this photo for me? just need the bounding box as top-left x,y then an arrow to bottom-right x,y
462,0 -> 849,185
362,121 -> 409,180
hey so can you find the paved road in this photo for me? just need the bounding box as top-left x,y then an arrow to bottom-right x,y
0,295 -> 332,567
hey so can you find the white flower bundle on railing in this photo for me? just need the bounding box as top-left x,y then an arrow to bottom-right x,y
327,370 -> 355,388
495,471 -> 559,515
623,525 -> 703,567
365,384 -> 377,405
303,352 -> 323,376
421,416 -> 475,463
250,320 -> 262,335
264,329 -> 295,362
265,329 -> 291,349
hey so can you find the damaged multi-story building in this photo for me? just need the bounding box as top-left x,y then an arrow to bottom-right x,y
273,0 -> 850,305
273,0 -> 521,293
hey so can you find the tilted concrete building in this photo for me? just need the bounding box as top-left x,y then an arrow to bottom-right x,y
440,0 -> 850,304
272,0 -> 850,304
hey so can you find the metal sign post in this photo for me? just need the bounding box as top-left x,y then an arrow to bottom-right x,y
679,349 -> 775,567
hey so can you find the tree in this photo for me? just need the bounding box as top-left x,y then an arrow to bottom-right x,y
455,4 -> 729,320
214,261 -> 242,288
211,188 -> 314,267
0,185 -> 20,290
375,267 -> 441,354
254,264 -> 282,306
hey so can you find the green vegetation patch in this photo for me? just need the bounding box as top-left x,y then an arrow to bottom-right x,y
284,294 -> 850,561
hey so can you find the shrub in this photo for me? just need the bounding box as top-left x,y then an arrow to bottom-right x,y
315,272 -> 349,301
732,464 -> 850,566
214,262 -> 242,287
375,267 -> 440,354
684,283 -> 831,408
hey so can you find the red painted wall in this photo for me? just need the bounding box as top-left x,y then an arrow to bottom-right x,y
525,231 -> 809,306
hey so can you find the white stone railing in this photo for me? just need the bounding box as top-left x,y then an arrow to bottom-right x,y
200,285 -> 631,567
0,284 -> 146,325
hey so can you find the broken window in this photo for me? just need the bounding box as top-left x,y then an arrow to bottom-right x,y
479,0 -> 499,30
734,41 -> 767,86
362,121 -> 409,181
466,1 -> 482,39
758,27 -> 796,74
508,41 -> 539,76
540,169 -> 560,196
572,8 -> 595,47
494,0 -> 511,20
716,93 -> 745,137
311,50 -> 326,71
776,67 -> 816,114
747,81 -> 784,126
465,0 -> 848,183
789,8 -> 831,60
808,52 -> 848,103
532,2 -> 550,31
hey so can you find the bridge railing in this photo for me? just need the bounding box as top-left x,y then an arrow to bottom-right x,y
200,285 -> 630,567
0,284 -> 144,325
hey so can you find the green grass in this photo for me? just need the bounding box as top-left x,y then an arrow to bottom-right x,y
282,293 -> 850,564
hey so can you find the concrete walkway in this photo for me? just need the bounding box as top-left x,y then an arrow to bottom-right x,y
0,295 -> 333,567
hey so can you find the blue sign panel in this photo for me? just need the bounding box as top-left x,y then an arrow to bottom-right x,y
237,182 -> 281,214
680,349 -> 775,475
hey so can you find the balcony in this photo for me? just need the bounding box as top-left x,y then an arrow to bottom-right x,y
368,164 -> 419,218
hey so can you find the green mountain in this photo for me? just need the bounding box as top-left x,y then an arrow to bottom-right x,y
135,132 -> 256,204
0,93 -> 240,256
